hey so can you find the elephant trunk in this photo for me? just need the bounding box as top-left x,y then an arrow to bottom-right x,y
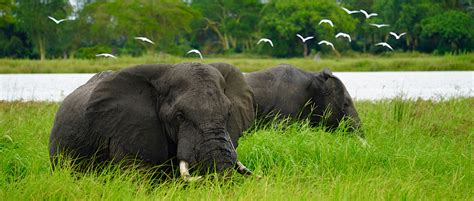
345,105 -> 362,132
348,114 -> 361,130
196,128 -> 237,173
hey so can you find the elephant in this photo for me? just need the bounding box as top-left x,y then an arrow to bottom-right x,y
49,62 -> 255,180
244,64 -> 362,135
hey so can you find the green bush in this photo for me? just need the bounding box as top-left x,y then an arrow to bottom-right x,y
421,11 -> 474,54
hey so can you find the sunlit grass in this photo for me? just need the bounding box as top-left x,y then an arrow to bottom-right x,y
0,98 -> 473,200
0,52 -> 473,73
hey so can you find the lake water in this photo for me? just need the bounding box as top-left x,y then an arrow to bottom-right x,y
0,72 -> 472,102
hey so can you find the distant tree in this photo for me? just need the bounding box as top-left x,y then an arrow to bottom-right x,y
421,10 -> 474,53
259,0 -> 357,57
1,0 -> 14,56
0,24 -> 33,58
342,0 -> 374,9
0,0 -> 15,27
52,0 -> 95,59
2,0 -> 473,58
15,0 -> 71,60
372,0 -> 438,51
82,0 -> 197,55
190,0 -> 263,53
462,0 -> 474,17
53,18 -> 88,58
0,0 -> 33,58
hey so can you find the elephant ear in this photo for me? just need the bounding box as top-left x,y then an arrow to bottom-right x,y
321,68 -> 334,80
312,68 -> 338,96
312,68 -> 347,126
307,68 -> 336,124
208,63 -> 255,148
85,64 -> 172,164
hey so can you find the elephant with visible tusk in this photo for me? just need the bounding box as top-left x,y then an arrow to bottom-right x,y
49,62 -> 255,181
244,64 -> 363,137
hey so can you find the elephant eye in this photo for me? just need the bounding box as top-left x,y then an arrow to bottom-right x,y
176,112 -> 185,122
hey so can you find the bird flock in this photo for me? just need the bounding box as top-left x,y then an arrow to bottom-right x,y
48,16 -> 157,60
47,5 -> 406,60
255,6 -> 406,55
48,15 -> 204,60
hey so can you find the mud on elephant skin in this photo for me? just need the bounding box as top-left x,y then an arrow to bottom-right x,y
49,62 -> 255,180
244,64 -> 362,136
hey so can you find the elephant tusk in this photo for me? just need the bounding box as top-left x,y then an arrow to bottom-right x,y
236,161 -> 262,179
179,160 -> 202,182
236,160 -> 253,175
357,136 -> 370,148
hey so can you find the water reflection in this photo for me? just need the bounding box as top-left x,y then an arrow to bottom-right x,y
0,72 -> 472,101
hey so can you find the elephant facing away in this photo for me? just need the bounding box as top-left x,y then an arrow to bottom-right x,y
49,62 -> 255,180
244,64 -> 362,135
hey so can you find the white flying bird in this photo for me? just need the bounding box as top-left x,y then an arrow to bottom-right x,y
375,42 -> 393,51
134,37 -> 155,45
96,53 -> 117,59
296,34 -> 314,43
186,49 -> 203,60
370,23 -> 390,28
318,40 -> 335,50
318,19 -> 334,27
48,16 -> 71,24
335,32 -> 352,42
257,38 -> 274,47
359,9 -> 378,19
341,7 -> 360,14
389,32 -> 406,40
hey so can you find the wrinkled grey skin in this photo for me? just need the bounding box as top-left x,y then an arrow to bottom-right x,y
49,62 -> 254,174
244,64 -> 361,134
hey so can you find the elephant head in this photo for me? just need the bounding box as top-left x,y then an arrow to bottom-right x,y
49,62 -> 255,179
309,68 -> 361,132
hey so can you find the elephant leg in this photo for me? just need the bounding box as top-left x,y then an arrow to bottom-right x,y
107,139 -> 151,170
107,138 -> 129,163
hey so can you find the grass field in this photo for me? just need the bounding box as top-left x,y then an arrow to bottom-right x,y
0,98 -> 472,200
0,53 -> 473,73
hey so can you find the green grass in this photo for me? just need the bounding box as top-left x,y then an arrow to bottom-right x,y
0,98 -> 473,200
0,53 -> 473,73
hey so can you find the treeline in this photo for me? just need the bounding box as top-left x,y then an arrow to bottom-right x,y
0,0 -> 473,59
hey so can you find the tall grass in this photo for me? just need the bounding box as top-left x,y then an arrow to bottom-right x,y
0,98 -> 473,200
0,53 -> 473,73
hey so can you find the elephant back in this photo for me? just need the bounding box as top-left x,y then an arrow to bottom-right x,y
244,64 -> 314,119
